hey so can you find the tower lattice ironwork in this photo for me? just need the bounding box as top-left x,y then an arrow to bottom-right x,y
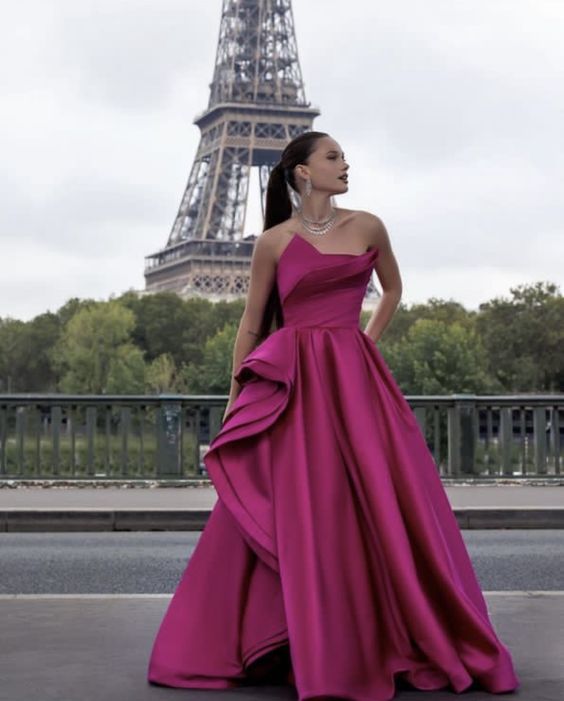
144,0 -> 379,306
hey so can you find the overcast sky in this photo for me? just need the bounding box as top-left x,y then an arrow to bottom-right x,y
1,0 -> 562,321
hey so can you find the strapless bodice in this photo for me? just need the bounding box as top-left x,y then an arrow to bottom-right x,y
276,233 -> 380,328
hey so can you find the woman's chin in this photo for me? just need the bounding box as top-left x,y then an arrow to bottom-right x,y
329,185 -> 348,196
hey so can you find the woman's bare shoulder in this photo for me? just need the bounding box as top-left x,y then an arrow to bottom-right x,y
250,221 -> 294,264
262,216 -> 299,237
351,209 -> 389,248
257,219 -> 298,253
350,208 -> 385,226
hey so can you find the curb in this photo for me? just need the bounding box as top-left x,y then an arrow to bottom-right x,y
1,478 -> 564,488
1,508 -> 564,532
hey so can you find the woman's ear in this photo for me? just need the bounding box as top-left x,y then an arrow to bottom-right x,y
295,165 -> 307,182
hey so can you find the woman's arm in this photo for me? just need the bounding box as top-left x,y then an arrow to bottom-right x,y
224,231 -> 278,413
362,213 -> 403,343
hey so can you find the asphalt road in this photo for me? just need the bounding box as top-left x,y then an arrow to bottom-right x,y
1,529 -> 563,594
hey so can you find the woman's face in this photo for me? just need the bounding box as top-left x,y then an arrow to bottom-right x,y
296,136 -> 349,195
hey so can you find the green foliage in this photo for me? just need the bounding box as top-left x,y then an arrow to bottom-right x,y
0,318 -> 27,392
106,344 -> 146,394
382,318 -> 494,394
476,281 -> 564,392
1,280 -> 562,394
117,291 -> 244,368
362,298 -> 472,346
180,322 -> 238,394
146,353 -> 180,393
51,300 -> 145,394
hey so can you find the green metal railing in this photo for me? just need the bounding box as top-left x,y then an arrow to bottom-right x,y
410,394 -> 563,478
0,394 -> 562,480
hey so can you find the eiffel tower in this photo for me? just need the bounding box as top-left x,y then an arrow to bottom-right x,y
144,0 -> 380,306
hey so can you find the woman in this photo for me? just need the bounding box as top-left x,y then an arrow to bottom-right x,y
147,131 -> 520,700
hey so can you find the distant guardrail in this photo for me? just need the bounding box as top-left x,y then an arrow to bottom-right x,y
0,394 -> 562,480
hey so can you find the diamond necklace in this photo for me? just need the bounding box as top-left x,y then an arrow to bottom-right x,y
296,205 -> 338,236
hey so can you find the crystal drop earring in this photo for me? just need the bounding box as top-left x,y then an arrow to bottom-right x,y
305,178 -> 312,197
287,182 -> 301,211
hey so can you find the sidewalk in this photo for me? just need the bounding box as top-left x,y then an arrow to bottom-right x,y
0,592 -> 562,700
0,482 -> 563,531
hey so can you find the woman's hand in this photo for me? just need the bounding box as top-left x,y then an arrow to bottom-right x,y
362,329 -> 378,345
222,400 -> 235,424
222,380 -> 243,424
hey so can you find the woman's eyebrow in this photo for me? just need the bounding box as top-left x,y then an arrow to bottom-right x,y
327,150 -> 345,156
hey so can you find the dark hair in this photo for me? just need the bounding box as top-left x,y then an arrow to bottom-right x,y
255,130 -> 330,342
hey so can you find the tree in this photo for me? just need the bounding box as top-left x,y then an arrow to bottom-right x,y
180,322 -> 238,394
145,353 -> 180,393
105,344 -> 146,394
0,318 -> 27,392
362,297 -> 472,346
384,319 -> 493,395
51,300 -> 145,393
117,292 -> 243,369
477,281 -> 563,392
19,312 -> 62,391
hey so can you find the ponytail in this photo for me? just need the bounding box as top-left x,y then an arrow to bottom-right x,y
255,131 -> 330,344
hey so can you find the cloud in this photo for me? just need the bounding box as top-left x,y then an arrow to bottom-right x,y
0,0 -> 562,320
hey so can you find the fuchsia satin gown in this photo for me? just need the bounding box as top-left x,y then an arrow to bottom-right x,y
147,232 -> 520,700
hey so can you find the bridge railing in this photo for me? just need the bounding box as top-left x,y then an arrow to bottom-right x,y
410,394 -> 563,478
0,394 -> 562,480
